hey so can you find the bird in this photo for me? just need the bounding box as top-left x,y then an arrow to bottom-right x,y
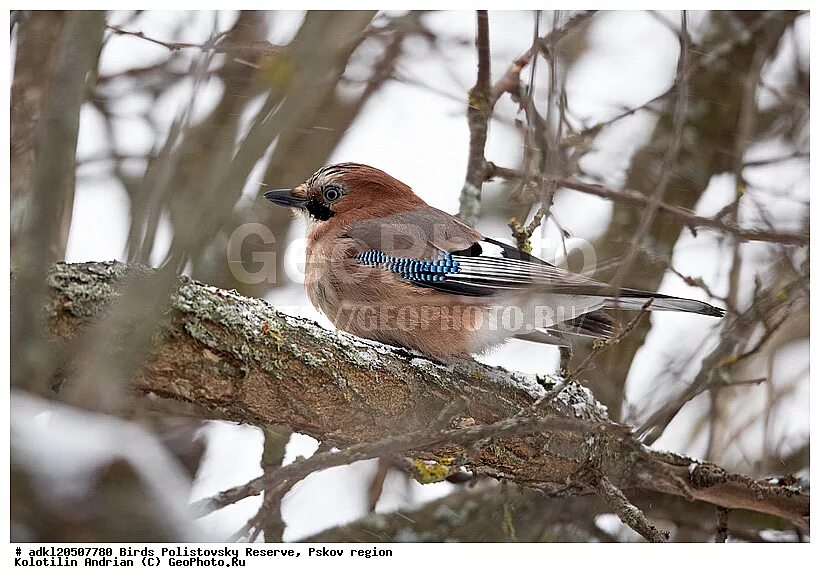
264,162 -> 724,359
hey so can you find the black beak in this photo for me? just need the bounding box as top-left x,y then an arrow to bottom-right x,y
263,189 -> 308,208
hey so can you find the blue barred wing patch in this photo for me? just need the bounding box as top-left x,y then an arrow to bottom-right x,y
355,250 -> 461,283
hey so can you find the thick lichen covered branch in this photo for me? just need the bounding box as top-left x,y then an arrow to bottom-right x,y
38,261 -> 809,530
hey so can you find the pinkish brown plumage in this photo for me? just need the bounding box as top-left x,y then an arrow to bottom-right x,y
264,163 -> 724,359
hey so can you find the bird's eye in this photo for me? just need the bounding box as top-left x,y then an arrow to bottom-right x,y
323,185 -> 343,202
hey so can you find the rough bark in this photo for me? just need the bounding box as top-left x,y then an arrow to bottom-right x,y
35,261 -> 809,529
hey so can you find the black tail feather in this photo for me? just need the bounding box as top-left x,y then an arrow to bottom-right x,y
605,289 -> 725,317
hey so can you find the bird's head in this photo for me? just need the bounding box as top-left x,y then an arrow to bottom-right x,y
264,163 -> 424,222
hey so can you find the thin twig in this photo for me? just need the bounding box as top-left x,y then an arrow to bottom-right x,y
637,272 -> 809,443
556,179 -> 808,246
488,164 -> 808,245
595,475 -> 670,542
458,10 -> 598,226
667,264 -> 730,305
576,11 -> 804,138
490,11 -> 597,105
567,299 -> 654,383
191,414 -> 615,517
743,151 -> 809,167
531,298 -> 655,410
106,23 -> 234,53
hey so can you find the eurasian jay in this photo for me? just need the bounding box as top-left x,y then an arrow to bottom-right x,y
265,163 -> 724,359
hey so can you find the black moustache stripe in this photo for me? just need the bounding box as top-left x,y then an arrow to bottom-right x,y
305,199 -> 334,221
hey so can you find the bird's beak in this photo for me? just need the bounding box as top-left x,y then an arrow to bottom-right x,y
263,188 -> 308,209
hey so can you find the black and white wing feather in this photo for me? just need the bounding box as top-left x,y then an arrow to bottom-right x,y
346,210 -> 724,318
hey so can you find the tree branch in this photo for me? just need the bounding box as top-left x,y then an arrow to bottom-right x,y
555,179 -> 808,246
490,10 -> 597,105
193,410 -> 616,518
457,10 -> 492,225
486,166 -> 808,246
304,484 -> 801,542
637,271 -> 809,443
595,475 -> 669,542
11,12 -> 107,392
457,10 -> 597,226
35,261 -> 810,529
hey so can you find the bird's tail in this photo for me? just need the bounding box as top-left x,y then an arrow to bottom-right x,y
603,289 -> 725,317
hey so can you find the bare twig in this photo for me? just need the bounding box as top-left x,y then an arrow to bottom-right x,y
531,299 -> 654,410
490,11 -> 597,104
666,265 -> 730,306
743,151 -> 809,167
638,272 -> 809,443
556,179 -> 808,246
106,24 -> 212,51
577,11 -> 803,138
595,475 -> 670,542
458,10 -> 598,226
191,414 -> 612,517
105,23 -> 262,55
566,299 -> 654,383
488,164 -> 808,245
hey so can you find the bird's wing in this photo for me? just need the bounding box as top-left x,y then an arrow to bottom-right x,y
346,207 -> 481,256
345,208 -> 724,317
346,209 -> 610,297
